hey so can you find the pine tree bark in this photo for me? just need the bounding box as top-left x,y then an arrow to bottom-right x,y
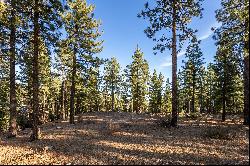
69,47 -> 76,124
243,16 -> 249,125
8,0 -> 17,138
55,100 -> 59,120
200,81 -> 204,113
111,68 -> 114,112
222,81 -> 226,121
243,51 -> 249,125
64,81 -> 68,119
60,81 -> 65,119
171,2 -> 178,127
191,73 -> 195,113
30,0 -> 40,141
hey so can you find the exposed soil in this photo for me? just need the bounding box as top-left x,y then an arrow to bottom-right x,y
0,112 -> 249,165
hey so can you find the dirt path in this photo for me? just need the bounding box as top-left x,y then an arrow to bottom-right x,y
0,112 -> 249,165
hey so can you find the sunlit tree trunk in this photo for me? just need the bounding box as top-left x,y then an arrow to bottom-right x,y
171,2 -> 178,127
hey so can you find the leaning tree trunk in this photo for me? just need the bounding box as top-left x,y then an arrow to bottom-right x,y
171,2 -> 178,127
30,0 -> 40,141
8,0 -> 17,138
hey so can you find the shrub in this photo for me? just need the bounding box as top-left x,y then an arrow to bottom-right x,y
156,115 -> 172,128
204,126 -> 234,140
17,114 -> 32,130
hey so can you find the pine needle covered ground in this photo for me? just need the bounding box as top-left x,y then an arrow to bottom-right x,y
0,112 -> 249,165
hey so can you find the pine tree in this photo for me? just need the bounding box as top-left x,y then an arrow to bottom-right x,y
213,31 -> 241,121
120,68 -> 132,112
128,46 -> 149,113
162,78 -> 172,114
203,63 -> 217,114
19,39 -> 55,123
215,0 -> 249,124
21,0 -> 63,140
103,57 -> 121,112
177,65 -> 188,113
138,0 -> 204,126
0,20 -> 9,130
149,70 -> 164,113
182,37 -> 205,113
61,0 -> 103,124
0,0 -> 21,137
84,58 -> 104,112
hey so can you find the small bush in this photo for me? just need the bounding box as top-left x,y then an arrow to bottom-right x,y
157,119 -> 171,128
17,114 -> 32,130
16,107 -> 33,130
204,126 -> 234,140
156,115 -> 172,128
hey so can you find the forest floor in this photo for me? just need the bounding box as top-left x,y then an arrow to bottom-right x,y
0,112 -> 249,165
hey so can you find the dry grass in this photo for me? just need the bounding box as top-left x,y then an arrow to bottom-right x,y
0,112 -> 249,165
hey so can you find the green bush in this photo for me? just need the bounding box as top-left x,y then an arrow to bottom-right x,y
17,109 -> 33,130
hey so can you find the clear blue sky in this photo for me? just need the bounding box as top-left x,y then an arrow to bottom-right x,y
87,0 -> 221,80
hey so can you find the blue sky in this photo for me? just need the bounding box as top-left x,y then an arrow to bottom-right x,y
87,0 -> 221,80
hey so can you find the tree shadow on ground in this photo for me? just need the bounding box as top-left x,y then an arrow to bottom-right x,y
0,112 -> 249,165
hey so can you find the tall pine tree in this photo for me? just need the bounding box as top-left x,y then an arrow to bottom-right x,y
103,57 -> 121,112
215,0 -> 249,124
149,70 -> 164,113
182,37 -> 204,113
61,0 -> 103,124
128,46 -> 149,113
138,0 -> 204,126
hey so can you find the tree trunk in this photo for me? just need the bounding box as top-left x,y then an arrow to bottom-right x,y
171,2 -> 178,127
243,53 -> 249,125
69,47 -> 76,124
64,81 -> 68,119
8,0 -> 17,138
187,100 -> 190,113
60,81 -> 65,119
76,96 -> 80,114
30,0 -> 40,141
111,70 -> 114,112
55,100 -> 59,120
41,92 -> 46,124
222,82 -> 226,121
200,81 -> 204,113
191,74 -> 195,113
